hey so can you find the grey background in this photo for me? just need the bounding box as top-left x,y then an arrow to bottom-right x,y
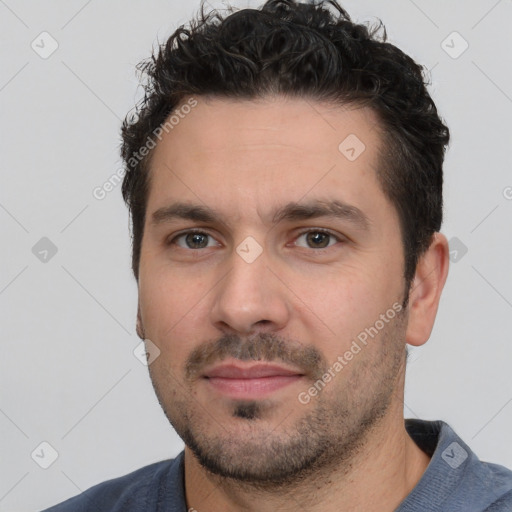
1,0 -> 511,510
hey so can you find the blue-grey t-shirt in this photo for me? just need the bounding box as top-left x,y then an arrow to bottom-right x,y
41,419 -> 512,511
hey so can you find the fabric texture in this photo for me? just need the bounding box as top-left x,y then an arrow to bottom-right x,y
41,419 -> 512,511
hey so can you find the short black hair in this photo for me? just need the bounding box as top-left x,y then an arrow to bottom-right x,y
120,0 -> 450,304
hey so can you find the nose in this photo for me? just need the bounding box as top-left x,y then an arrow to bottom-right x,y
209,246 -> 290,335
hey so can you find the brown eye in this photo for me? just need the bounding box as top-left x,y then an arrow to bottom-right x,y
295,230 -> 339,249
306,232 -> 330,248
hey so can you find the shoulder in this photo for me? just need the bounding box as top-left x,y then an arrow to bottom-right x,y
478,462 -> 512,511
40,455 -> 184,512
402,420 -> 512,511
486,488 -> 512,511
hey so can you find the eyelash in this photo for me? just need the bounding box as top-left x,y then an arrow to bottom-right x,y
168,228 -> 344,251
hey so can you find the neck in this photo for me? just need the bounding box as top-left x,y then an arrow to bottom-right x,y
183,407 -> 431,512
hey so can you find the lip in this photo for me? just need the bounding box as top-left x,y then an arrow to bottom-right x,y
204,362 -> 303,379
202,361 -> 304,399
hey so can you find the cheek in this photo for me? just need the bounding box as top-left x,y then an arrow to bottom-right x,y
139,261 -> 204,323
138,265 -> 216,366
295,263 -> 401,354
138,273 -> 184,340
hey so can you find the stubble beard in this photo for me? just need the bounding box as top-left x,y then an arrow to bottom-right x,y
148,314 -> 407,490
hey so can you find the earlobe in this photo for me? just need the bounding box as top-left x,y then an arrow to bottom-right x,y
405,232 -> 450,347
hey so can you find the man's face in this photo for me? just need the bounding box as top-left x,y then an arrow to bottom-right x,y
137,96 -> 409,483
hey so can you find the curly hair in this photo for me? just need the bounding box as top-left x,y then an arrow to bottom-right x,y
120,0 -> 450,302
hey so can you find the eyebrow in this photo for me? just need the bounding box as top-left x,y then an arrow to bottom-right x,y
151,199 -> 371,230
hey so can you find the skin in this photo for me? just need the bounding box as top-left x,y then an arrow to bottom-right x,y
136,95 -> 450,511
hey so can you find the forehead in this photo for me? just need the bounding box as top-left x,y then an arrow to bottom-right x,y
153,95 -> 382,159
145,95 -> 393,229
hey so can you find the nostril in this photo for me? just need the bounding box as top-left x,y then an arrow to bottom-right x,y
255,319 -> 272,327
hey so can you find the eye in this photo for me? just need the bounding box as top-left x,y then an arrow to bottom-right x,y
294,229 -> 341,249
170,230 -> 219,249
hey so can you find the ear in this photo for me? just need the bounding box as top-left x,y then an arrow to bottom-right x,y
405,232 -> 450,347
136,303 -> 145,340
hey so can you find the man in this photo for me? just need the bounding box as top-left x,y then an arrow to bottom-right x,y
43,0 -> 512,510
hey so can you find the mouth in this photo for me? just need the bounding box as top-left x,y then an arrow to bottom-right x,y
202,360 -> 305,399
